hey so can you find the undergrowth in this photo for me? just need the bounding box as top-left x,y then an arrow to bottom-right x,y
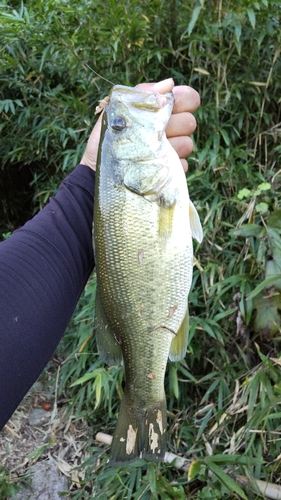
1,0 -> 281,498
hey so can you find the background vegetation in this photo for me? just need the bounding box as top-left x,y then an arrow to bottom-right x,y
1,0 -> 281,497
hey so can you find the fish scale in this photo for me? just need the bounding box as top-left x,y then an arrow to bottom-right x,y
93,85 -> 203,465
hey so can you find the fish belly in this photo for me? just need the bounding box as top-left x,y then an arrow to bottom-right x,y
94,184 -> 192,464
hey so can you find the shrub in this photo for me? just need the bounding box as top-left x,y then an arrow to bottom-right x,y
1,0 -> 281,497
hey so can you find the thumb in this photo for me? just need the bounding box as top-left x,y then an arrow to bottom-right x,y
136,78 -> 174,94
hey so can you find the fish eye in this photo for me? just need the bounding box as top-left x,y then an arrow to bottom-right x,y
111,116 -> 127,132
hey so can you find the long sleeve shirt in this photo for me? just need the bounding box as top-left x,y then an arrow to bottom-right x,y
0,164 -> 95,429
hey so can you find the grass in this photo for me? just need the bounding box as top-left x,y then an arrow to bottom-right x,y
1,0 -> 281,497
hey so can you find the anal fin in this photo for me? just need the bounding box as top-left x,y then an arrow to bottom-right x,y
169,307 -> 189,362
189,199 -> 203,243
95,288 -> 123,366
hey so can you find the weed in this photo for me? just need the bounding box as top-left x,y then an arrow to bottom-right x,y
1,0 -> 281,497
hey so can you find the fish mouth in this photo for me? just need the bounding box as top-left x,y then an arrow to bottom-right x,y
110,85 -> 174,113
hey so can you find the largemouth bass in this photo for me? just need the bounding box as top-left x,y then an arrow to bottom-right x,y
93,85 -> 203,466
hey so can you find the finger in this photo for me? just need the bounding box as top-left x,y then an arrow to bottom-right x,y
88,113 -> 103,158
180,158 -> 188,173
172,86 -> 200,113
92,113 -> 103,141
166,112 -> 197,138
168,136 -> 194,159
80,113 -> 103,170
136,78 -> 174,94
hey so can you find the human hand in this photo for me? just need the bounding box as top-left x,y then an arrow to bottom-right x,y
80,78 -> 200,172
137,78 -> 200,172
80,112 -> 103,171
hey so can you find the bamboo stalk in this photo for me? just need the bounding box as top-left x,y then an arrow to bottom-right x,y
236,474 -> 281,500
95,432 -> 281,499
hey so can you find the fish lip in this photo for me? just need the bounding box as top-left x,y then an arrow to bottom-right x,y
110,85 -> 174,112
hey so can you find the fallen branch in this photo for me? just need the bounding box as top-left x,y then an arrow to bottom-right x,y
95,432 -> 281,499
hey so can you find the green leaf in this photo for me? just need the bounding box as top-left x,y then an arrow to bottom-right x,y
257,182 -> 271,192
234,224 -> 264,238
9,101 -> 15,114
157,476 -> 186,499
253,293 -> 281,337
199,371 -> 219,383
237,188 -> 251,200
27,444 -> 48,462
255,342 -> 269,366
265,412 -> 281,420
148,463 -> 157,494
170,364 -> 179,399
247,8 -> 256,29
207,454 -> 262,466
234,22 -> 242,42
70,371 -> 97,386
201,377 -> 220,404
220,128 -> 230,146
255,202 -> 268,214
205,460 -> 248,499
247,372 -> 260,419
40,45 -> 51,72
186,5 -> 203,36
94,371 -> 102,408
267,210 -> 281,230
213,307 -> 238,321
247,275 -> 281,300
265,259 -> 281,292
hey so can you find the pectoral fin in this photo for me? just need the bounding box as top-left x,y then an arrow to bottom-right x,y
169,307 -> 189,362
95,288 -> 123,366
189,200 -> 203,243
124,163 -> 169,198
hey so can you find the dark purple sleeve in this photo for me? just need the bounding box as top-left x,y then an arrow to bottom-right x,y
0,164 -> 95,429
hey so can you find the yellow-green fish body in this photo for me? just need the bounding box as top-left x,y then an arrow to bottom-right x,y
93,85 -> 203,465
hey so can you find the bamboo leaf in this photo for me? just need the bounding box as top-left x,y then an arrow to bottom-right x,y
70,371 -> 97,386
233,223 -> 262,237
247,8 -> 256,29
170,365 -> 179,399
268,210 -> 281,230
148,463 -> 157,494
205,460 -> 248,499
247,275 -> 281,300
188,460 -> 201,480
186,5 -> 203,36
220,128 -> 230,146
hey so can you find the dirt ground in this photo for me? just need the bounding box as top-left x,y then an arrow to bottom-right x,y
0,376 -> 92,494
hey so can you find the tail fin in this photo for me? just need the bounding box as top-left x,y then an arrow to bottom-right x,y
109,395 -> 167,466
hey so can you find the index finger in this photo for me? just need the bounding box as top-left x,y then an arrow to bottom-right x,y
172,86 -> 200,113
136,78 -> 174,94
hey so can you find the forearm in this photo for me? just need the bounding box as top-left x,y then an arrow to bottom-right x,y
0,164 -> 95,429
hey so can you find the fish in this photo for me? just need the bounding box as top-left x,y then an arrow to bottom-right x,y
93,84 -> 203,466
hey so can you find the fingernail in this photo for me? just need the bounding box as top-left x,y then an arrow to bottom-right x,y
153,78 -> 174,90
